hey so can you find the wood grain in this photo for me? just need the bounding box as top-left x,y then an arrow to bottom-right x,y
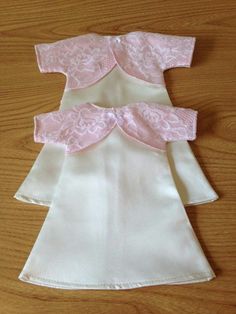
0,1 -> 236,313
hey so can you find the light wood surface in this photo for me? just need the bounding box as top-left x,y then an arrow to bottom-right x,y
0,1 -> 236,313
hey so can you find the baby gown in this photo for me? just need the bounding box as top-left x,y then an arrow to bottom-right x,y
14,31 -> 218,207
18,102 -> 216,289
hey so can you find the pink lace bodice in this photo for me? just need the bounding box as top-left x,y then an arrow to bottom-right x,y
34,102 -> 197,154
35,31 -> 196,90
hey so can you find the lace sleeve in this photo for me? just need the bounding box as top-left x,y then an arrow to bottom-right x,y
149,33 -> 196,71
34,110 -> 69,145
160,107 -> 198,142
34,40 -> 67,73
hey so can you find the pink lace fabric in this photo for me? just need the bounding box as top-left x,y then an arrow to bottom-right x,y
34,102 -> 197,154
34,31 -> 196,90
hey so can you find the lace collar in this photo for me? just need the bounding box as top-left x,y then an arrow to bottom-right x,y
35,31 -> 196,90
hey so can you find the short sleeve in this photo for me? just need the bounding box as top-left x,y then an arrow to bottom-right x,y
150,33 -> 196,71
34,110 -> 67,145
161,107 -> 198,142
34,41 -> 66,73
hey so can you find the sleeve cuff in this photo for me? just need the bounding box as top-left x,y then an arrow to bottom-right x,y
190,110 -> 198,140
33,115 -> 44,143
34,44 -> 47,73
185,36 -> 196,68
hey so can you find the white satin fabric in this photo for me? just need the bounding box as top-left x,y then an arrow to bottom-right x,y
18,127 -> 215,289
15,66 -> 218,206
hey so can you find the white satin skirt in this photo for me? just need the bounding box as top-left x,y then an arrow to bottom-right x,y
18,127 -> 215,289
14,66 -> 218,207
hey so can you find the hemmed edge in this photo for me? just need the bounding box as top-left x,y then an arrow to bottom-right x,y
183,194 -> 219,207
18,271 -> 216,290
14,193 -> 51,207
14,192 -> 219,208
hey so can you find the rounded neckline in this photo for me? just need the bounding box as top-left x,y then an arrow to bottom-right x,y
89,31 -> 145,39
73,30 -> 155,43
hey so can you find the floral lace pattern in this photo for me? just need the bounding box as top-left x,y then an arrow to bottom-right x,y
34,102 -> 197,153
35,31 -> 196,90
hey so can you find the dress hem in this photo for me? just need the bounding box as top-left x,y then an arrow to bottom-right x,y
14,192 -> 219,208
183,194 -> 219,207
14,193 -> 51,206
18,271 -> 216,290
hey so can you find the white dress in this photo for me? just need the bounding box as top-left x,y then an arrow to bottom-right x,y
14,32 -> 218,207
18,102 -> 216,289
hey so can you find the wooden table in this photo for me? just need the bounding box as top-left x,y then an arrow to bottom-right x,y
0,1 -> 235,313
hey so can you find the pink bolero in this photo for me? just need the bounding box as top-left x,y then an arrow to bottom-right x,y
34,31 -> 196,90
34,102 -> 197,154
